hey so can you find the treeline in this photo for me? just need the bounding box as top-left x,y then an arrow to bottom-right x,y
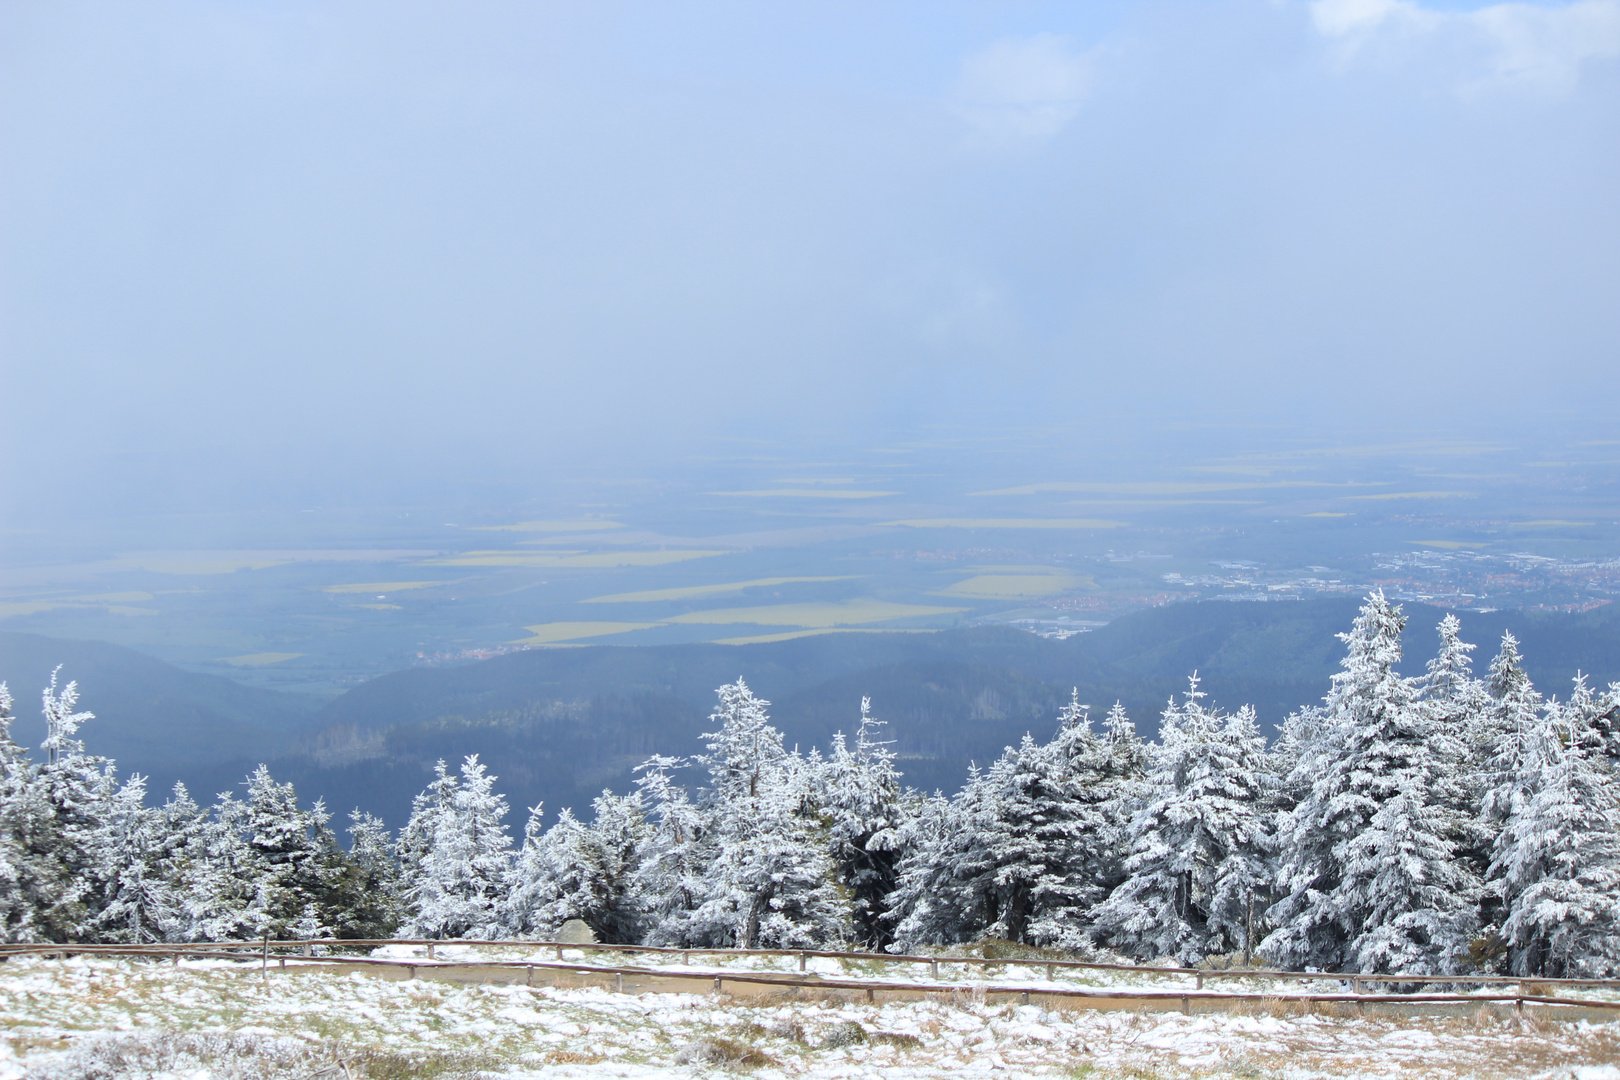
2,592 -> 1617,979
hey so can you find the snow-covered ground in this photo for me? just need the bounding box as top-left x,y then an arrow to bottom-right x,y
372,942 -> 1620,1004
2,954 -> 1618,1079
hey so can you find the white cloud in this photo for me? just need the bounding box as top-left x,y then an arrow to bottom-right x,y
1472,1 -> 1620,92
1311,0 -> 1439,38
1310,0 -> 1620,95
952,33 -> 1094,140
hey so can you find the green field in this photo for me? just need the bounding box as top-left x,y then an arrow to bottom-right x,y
584,576 -> 859,604
425,550 -> 727,569
217,652 -> 303,667
666,599 -> 966,628
469,520 -> 623,532
513,621 -> 658,645
880,518 -> 1127,529
935,572 -> 1091,600
710,489 -> 900,498
323,581 -> 442,594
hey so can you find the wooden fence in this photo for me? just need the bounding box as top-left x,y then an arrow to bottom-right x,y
3,938 -> 1617,1017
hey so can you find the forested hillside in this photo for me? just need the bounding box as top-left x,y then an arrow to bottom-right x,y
3,592 -> 1617,980
0,633 -> 320,769
7,599 -> 1620,825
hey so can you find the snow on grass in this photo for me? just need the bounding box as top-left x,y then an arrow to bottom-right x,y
366,943 -> 1620,1004
2,955 -> 1617,1079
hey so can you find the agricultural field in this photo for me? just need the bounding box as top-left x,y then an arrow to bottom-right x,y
2,951 -> 1618,1079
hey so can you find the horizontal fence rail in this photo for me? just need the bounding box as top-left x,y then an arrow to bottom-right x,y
3,939 -> 1618,1017
4,937 -> 1618,993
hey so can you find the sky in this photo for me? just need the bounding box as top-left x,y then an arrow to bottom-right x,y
2,0 -> 1618,519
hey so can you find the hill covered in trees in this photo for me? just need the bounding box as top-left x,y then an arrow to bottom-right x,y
2,592 -> 1618,980
8,598 -> 1620,826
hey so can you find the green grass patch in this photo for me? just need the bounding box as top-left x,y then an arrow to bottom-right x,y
584,576 -> 860,604
667,599 -> 966,628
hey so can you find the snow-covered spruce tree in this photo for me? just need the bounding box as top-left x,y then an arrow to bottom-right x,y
232,767 -> 359,938
1491,686 -> 1620,977
1338,773 -> 1475,976
1270,704 -> 1333,815
1480,634 -> 1545,821
953,735 -> 1064,946
586,790 -> 652,943
1264,591 -> 1475,975
92,774 -> 176,943
0,682 -> 33,941
503,793 -> 649,942
888,695 -> 1148,952
887,782 -> 984,948
341,809 -> 403,939
1047,697 -> 1148,943
890,733 -> 1069,949
1013,692 -> 1145,949
179,790 -> 263,941
500,802 -> 552,938
1477,635 -> 1549,938
1564,674 -> 1617,762
397,760 -> 459,905
6,670 -> 117,941
820,697 -> 911,949
1415,615 -> 1494,892
504,808 -> 602,938
630,755 -> 706,944
400,755 -> 513,939
665,681 -> 848,948
1092,678 -> 1272,964
241,766 -> 316,936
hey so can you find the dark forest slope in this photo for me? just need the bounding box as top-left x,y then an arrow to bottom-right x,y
7,599 -> 1620,826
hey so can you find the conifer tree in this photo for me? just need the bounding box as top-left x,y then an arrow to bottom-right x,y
888,696 -> 1148,952
506,808 -> 603,937
172,791 -> 258,941
1044,696 -> 1146,943
11,670 -> 116,941
887,784 -> 983,948
0,683 -> 32,941
1093,678 -> 1271,964
966,734 -> 1075,945
1492,691 -> 1620,976
400,756 -> 513,939
668,681 -> 848,948
242,765 -> 313,935
503,792 -> 650,942
1415,616 -> 1492,883
585,790 -> 652,943
339,809 -> 402,939
630,756 -> 706,945
1480,633 -> 1545,821
1477,635 -> 1550,938
820,697 -> 910,949
398,760 -> 459,902
93,774 -> 175,943
1265,592 -> 1475,974
499,802 -> 552,938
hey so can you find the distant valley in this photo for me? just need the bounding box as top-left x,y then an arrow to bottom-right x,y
5,597 -> 1620,826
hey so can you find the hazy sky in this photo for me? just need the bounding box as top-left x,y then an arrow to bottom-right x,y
3,0 -> 1617,514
